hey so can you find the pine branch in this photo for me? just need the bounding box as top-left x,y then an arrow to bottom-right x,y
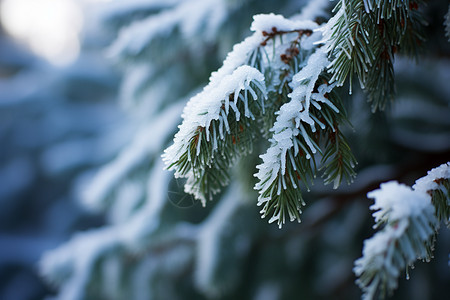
254,48 -> 328,228
320,0 -> 373,91
354,181 -> 439,300
313,75 -> 357,188
413,162 -> 450,226
429,179 -> 450,226
261,32 -> 315,137
320,0 -> 426,111
165,13 -> 346,216
354,162 -> 450,300
321,125 -> 357,189
164,66 -> 266,205
255,47 -> 357,228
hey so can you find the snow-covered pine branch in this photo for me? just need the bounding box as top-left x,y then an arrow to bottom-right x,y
163,66 -> 267,205
163,13 -> 329,208
255,48 -> 328,227
353,161 -> 450,300
254,47 -> 356,228
354,183 -> 437,300
163,11 -> 358,224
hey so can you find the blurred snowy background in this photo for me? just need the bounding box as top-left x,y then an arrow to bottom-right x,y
0,0 -> 449,300
0,0 -> 136,298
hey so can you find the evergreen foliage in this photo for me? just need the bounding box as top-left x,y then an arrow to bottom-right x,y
413,162 -> 450,226
164,12 -> 359,227
354,182 -> 438,300
354,162 -> 450,300
319,0 -> 427,111
164,65 -> 267,205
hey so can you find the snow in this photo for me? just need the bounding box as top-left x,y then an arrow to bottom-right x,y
131,256 -> 158,300
368,181 -> 434,224
251,13 -> 318,33
255,48 -> 330,198
289,47 -> 330,113
164,13 -> 330,202
40,228 -> 118,300
163,65 -> 266,200
354,218 -> 408,275
120,160 -> 170,247
354,180 -> 439,300
183,65 -> 265,130
108,9 -> 176,56
209,13 -> 320,87
413,162 -> 450,194
207,33 -> 266,88
315,3 -> 345,51
108,181 -> 144,224
40,135 -> 124,176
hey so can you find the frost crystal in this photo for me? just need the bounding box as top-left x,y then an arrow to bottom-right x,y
289,47 -> 330,115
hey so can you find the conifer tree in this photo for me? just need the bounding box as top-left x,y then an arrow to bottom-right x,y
40,1 -> 450,299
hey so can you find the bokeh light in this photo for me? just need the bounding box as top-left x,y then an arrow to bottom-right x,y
1,0 -> 83,65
